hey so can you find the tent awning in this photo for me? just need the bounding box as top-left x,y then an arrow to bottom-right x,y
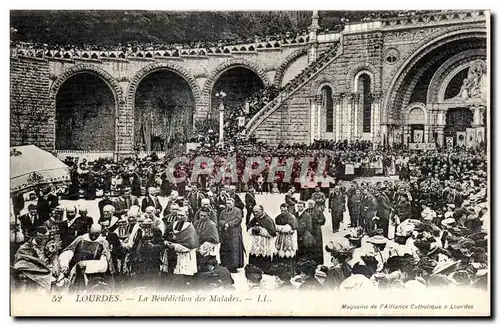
10,145 -> 70,194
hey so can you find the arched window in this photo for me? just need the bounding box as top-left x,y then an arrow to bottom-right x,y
321,86 -> 334,132
357,74 -> 372,133
408,107 -> 426,124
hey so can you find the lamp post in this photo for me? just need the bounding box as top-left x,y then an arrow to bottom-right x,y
215,91 -> 227,147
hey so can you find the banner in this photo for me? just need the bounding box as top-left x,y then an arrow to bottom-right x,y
466,128 -> 476,148
456,132 -> 466,147
446,137 -> 454,148
413,130 -> 424,143
345,164 -> 355,175
476,127 -> 485,145
408,143 -> 425,150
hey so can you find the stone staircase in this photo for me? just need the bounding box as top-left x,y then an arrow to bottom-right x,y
244,40 -> 342,138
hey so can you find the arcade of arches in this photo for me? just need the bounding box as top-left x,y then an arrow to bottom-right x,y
55,73 -> 116,152
210,67 -> 265,116
54,66 -> 266,153
388,35 -> 487,149
209,67 -> 265,138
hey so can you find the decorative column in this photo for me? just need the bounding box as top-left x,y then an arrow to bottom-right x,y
436,106 -> 446,147
471,105 -> 486,145
403,125 -> 411,144
371,93 -> 381,145
352,93 -> 360,139
310,98 -> 316,144
333,94 -> 342,141
344,93 -> 353,141
307,11 -> 320,63
316,95 -> 322,140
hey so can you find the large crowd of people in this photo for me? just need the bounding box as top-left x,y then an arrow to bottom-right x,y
10,139 -> 488,294
11,11 -> 447,55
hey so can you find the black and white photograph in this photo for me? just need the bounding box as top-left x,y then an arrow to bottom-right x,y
8,8 -> 490,316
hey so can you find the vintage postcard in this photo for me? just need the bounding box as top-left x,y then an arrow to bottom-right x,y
9,9 -> 490,316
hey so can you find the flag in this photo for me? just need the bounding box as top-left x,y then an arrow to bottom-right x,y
456,132 -> 466,147
466,128 -> 476,148
414,130 -> 424,143
446,137 -> 454,148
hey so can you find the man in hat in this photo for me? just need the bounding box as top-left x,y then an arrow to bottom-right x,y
19,204 -> 42,239
43,206 -> 67,252
36,185 -> 59,223
328,186 -> 345,233
218,198 -> 245,273
395,195 -> 412,222
374,188 -> 394,238
192,198 -> 217,224
162,190 -> 183,217
193,209 -> 220,266
275,203 -> 298,276
98,189 -> 115,221
228,185 -> 245,212
311,186 -> 327,212
163,208 -> 199,288
126,214 -> 165,288
361,188 -> 378,233
64,206 -> 93,248
141,187 -> 163,214
98,213 -> 126,278
347,188 -> 363,228
59,224 -> 111,292
306,200 -> 326,265
186,184 -> 205,216
247,205 -> 276,274
13,226 -> 61,294
294,201 -> 315,264
285,186 -> 298,214
114,186 -> 140,219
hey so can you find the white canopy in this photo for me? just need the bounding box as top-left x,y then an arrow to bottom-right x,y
10,145 -> 70,195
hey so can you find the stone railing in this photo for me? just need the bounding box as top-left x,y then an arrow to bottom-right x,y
244,41 -> 341,138
10,34 -> 311,61
381,10 -> 487,29
343,21 -> 383,34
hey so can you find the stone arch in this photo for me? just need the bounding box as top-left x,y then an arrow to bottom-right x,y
311,77 -> 336,97
315,82 -> 336,96
427,50 -> 486,103
348,62 -> 380,93
383,27 -> 487,123
49,64 -> 124,152
402,102 -> 428,125
200,58 -> 271,111
49,64 -> 124,105
273,48 -> 308,87
126,62 -> 202,109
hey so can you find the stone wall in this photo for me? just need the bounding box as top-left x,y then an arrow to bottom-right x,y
254,31 -> 384,144
10,57 -> 53,149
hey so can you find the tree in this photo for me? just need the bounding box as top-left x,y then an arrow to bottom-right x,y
10,92 -> 49,146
